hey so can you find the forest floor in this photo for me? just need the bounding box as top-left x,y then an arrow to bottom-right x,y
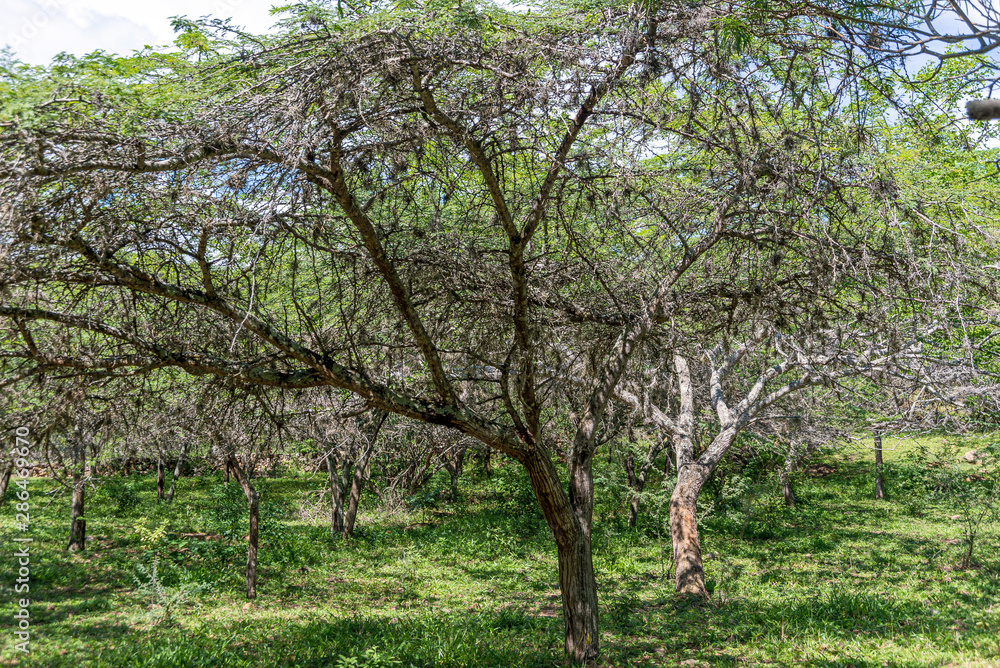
1,434 -> 999,667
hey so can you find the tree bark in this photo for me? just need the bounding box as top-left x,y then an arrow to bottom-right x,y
68,442 -> 87,551
165,442 -> 188,503
247,488 -> 259,599
521,447 -> 599,665
624,453 -> 640,528
780,441 -> 799,507
156,453 -> 165,501
625,434 -> 671,528
874,430 -> 886,500
343,438 -> 376,537
781,476 -> 796,507
670,464 -> 708,597
325,448 -> 345,537
228,455 -> 258,599
443,446 -> 466,500
0,461 -> 14,508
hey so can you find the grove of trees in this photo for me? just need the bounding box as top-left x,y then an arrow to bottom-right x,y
1,0 -> 999,664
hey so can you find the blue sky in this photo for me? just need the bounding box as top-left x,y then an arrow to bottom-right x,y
4,0 -> 281,64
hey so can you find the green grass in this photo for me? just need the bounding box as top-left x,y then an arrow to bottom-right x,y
2,437 -> 1000,667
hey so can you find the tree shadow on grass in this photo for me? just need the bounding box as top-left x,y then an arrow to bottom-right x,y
81,608 -> 565,668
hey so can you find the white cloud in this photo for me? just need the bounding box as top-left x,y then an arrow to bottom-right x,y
3,0 -> 281,64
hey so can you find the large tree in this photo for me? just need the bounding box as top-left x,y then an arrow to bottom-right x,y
2,1 -> 998,662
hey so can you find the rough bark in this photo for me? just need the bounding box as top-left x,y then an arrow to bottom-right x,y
670,465 -> 708,597
874,430 -> 886,500
0,461 -> 14,508
521,447 -> 599,665
165,442 -> 188,503
68,442 -> 86,551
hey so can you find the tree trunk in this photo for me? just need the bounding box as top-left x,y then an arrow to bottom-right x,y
625,434 -> 670,529
780,441 -> 799,507
0,461 -> 14,508
228,456 -> 258,599
165,442 -> 188,503
556,530 -> 598,665
343,439 -> 376,537
68,443 -> 87,551
874,430 -> 886,501
224,459 -> 231,485
624,453 -> 641,528
156,454 -> 165,501
247,488 -> 259,599
326,449 -> 345,537
521,447 -> 599,665
781,476 -> 796,507
443,446 -> 466,500
670,465 -> 708,597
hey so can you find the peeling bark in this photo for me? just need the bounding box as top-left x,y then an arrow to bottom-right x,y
670,467 -> 707,597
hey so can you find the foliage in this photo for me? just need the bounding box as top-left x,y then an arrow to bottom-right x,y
132,557 -> 211,624
1,439 -> 999,666
97,476 -> 143,515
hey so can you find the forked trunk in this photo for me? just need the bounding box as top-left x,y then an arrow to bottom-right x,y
68,444 -> 86,551
343,439 -> 376,537
670,467 -> 708,598
0,461 -> 14,508
165,442 -> 188,503
873,430 -> 886,501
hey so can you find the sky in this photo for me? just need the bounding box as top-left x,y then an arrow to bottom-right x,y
4,0 -> 282,64
4,0 -> 997,146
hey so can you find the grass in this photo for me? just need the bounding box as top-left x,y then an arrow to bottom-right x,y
2,435 -> 999,667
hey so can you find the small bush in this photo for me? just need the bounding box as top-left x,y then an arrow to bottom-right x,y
99,477 -> 143,515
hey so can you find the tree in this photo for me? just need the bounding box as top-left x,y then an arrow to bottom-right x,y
2,1 -> 998,662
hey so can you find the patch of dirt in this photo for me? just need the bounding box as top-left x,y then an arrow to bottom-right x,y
535,603 -> 560,618
805,464 -> 838,477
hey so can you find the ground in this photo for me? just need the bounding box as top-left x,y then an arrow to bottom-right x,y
0,434 -> 998,667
